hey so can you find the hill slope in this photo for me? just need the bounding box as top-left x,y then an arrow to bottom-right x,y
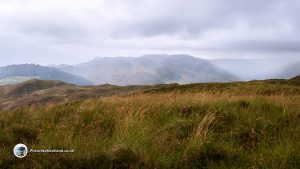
289,75 -> 300,84
0,79 -> 66,97
1,76 -> 300,110
1,78 -> 300,168
57,54 -> 238,85
0,79 -> 169,110
0,64 -> 93,86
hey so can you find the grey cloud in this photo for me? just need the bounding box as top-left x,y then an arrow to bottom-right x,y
12,14 -> 89,43
223,40 -> 300,53
19,22 -> 86,40
110,0 -> 300,56
112,0 -> 291,37
0,0 -> 300,66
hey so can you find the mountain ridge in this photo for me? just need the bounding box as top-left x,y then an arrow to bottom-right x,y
0,64 -> 93,86
56,54 -> 239,85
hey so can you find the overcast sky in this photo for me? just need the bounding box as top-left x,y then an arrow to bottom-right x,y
0,0 -> 300,66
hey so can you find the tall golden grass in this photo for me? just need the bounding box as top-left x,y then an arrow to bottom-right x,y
1,87 -> 300,168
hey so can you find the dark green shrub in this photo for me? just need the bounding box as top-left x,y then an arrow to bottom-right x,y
107,145 -> 138,169
11,126 -> 39,144
237,100 -> 250,108
181,143 -> 238,169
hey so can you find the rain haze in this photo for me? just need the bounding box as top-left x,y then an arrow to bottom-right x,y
0,0 -> 300,80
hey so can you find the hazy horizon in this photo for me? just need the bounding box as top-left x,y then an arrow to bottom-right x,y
1,53 -> 300,83
1,53 -> 300,67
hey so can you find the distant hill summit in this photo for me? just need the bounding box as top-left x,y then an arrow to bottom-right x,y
57,54 -> 239,85
0,64 -> 93,86
289,75 -> 300,84
291,75 -> 300,80
0,76 -> 39,86
0,79 -> 67,97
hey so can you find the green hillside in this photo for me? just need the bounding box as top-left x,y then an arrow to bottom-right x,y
289,75 -> 300,84
0,77 -> 300,168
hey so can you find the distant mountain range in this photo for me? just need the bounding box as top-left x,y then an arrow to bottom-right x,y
56,54 -> 239,85
0,64 -> 92,86
1,55 -> 300,86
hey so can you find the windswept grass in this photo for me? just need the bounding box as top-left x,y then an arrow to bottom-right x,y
1,82 -> 300,168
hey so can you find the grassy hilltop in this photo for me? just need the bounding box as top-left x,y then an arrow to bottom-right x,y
1,77 -> 300,168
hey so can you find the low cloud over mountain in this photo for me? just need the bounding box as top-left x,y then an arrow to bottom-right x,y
56,54 -> 238,85
276,61 -> 300,79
